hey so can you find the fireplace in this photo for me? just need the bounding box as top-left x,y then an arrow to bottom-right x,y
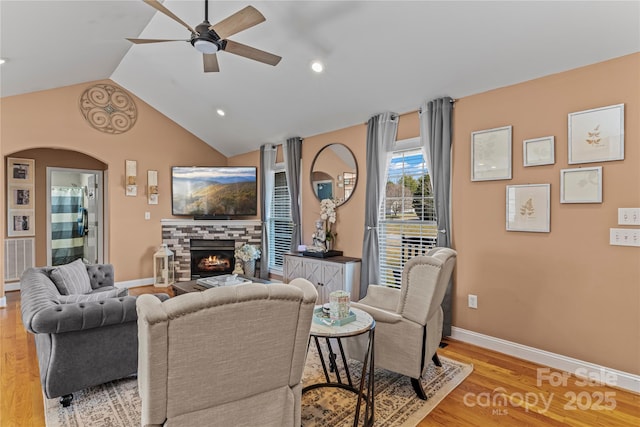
190,239 -> 235,279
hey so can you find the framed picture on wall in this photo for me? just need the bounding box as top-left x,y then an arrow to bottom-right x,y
560,166 -> 602,203
523,136 -> 555,167
8,157 -> 35,184
7,157 -> 36,237
506,184 -> 551,232
8,185 -> 34,209
568,104 -> 624,164
471,125 -> 512,181
8,209 -> 35,237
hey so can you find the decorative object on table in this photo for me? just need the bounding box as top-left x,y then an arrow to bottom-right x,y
329,290 -> 351,320
560,166 -> 603,203
79,83 -> 137,134
235,243 -> 260,277
232,258 -> 244,275
7,157 -> 36,237
153,243 -> 174,287
506,184 -> 551,233
147,170 -> 158,205
523,136 -> 555,167
196,274 -> 251,288
312,306 -> 356,326
125,160 -> 137,196
305,199 -> 342,257
471,125 -> 512,181
320,198 -> 337,250
568,103 -> 624,164
311,219 -> 327,251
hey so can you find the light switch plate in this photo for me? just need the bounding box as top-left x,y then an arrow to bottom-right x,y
618,208 -> 640,225
610,228 -> 640,247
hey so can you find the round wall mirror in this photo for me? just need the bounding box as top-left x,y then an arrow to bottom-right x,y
310,143 -> 358,206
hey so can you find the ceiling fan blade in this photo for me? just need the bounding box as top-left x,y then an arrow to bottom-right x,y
203,54 -> 220,73
126,38 -> 188,44
223,40 -> 281,66
210,6 -> 265,40
143,0 -> 196,34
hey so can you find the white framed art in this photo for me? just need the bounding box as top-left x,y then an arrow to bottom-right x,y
560,166 -> 602,203
523,136 -> 555,167
471,125 -> 512,181
8,209 -> 35,237
506,184 -> 550,232
568,104 -> 624,164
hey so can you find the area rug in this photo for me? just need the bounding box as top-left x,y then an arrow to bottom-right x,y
45,347 -> 472,427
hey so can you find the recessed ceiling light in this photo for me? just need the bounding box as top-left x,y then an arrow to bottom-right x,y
216,109 -> 225,116
0,59 -> 6,65
311,61 -> 324,73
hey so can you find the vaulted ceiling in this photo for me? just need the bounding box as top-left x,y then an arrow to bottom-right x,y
1,1 -> 638,156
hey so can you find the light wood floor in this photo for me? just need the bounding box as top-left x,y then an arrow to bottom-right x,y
2,286 -> 638,426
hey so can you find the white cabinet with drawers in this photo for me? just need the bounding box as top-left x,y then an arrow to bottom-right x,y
283,253 -> 361,304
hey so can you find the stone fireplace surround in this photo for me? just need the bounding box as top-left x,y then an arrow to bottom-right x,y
161,219 -> 261,282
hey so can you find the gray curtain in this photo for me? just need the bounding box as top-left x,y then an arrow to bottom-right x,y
259,144 -> 276,279
360,112 -> 399,299
420,96 -> 454,335
284,137 -> 303,252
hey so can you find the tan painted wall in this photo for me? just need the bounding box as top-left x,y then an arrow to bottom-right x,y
452,54 -> 640,374
1,79 -> 227,286
229,53 -> 639,375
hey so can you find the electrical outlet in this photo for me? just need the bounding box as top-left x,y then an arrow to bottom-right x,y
610,228 -> 640,247
145,212 -> 151,220
618,208 -> 640,225
468,294 -> 478,309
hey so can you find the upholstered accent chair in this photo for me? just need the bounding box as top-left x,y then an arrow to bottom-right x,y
136,278 -> 318,427
347,247 -> 457,399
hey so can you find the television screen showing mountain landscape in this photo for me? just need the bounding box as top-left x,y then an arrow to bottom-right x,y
172,166 -> 257,216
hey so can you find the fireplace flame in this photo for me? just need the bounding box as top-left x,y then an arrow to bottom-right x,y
198,255 -> 231,271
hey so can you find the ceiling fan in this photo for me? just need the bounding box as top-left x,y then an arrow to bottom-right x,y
127,0 -> 282,72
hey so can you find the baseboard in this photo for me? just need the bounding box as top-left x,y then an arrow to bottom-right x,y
116,277 -> 154,289
4,282 -> 20,292
450,326 -> 640,394
0,296 -> 6,308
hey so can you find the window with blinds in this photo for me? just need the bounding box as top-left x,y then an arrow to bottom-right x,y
268,171 -> 293,271
379,148 -> 437,288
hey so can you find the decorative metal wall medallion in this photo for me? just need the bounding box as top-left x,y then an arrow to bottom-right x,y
79,84 -> 137,134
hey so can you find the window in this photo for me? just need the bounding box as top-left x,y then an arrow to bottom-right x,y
268,170 -> 293,272
379,143 -> 437,287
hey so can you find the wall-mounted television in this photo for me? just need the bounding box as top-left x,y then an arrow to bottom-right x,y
171,166 -> 257,218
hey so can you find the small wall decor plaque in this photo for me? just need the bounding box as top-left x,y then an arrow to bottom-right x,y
126,160 -> 137,196
79,83 -> 138,134
568,104 -> 624,164
148,170 -> 159,205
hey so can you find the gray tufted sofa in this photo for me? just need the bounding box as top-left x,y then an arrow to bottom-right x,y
20,263 -> 168,406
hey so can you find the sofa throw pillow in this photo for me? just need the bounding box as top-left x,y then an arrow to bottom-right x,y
58,288 -> 122,303
50,259 -> 92,295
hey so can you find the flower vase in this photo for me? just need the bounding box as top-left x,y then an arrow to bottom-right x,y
243,259 -> 256,277
326,239 -> 334,252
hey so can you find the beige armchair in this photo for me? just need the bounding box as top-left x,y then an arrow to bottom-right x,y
136,279 -> 317,427
347,247 -> 457,399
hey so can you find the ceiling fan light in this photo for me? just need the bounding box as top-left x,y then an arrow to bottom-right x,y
194,39 -> 219,54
